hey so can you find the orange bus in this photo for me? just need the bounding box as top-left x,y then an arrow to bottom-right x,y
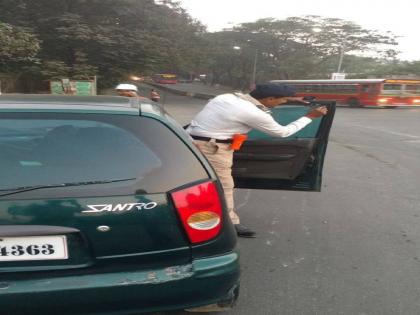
271,79 -> 420,107
152,73 -> 178,84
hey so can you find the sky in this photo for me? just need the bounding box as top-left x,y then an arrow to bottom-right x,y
179,0 -> 419,61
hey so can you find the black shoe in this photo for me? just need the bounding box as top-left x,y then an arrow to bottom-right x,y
234,224 -> 256,238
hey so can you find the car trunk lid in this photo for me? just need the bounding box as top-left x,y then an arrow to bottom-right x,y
0,193 -> 191,272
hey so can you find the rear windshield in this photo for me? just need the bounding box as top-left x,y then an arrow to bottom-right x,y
0,113 -> 208,199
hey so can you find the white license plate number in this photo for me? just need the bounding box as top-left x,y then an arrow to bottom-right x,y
0,235 -> 68,261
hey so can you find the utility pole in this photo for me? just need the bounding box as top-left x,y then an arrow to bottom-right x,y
250,48 -> 258,90
337,45 -> 345,73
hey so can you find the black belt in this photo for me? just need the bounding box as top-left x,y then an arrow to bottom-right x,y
191,135 -> 232,143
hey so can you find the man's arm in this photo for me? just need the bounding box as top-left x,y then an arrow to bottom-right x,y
242,106 -> 328,138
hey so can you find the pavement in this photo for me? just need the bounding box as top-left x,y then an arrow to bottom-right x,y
142,82 -> 418,108
143,82 -> 347,106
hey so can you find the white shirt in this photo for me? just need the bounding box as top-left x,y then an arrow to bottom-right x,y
186,93 -> 312,139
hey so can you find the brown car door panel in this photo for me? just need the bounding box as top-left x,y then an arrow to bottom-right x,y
232,139 -> 316,180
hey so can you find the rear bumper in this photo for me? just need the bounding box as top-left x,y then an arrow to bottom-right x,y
0,252 -> 240,315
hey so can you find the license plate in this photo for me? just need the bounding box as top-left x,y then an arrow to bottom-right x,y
0,235 -> 68,261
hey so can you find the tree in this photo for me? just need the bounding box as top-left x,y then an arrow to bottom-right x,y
0,0 -> 206,89
0,21 -> 41,92
205,16 -> 399,87
0,21 -> 40,72
0,3 -> 411,92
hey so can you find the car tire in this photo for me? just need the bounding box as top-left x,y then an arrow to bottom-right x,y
347,98 -> 360,107
185,283 -> 239,313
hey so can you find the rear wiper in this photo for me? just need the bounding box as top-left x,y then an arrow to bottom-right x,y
0,178 -> 136,197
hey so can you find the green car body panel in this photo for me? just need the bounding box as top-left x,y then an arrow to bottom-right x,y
0,95 -> 239,314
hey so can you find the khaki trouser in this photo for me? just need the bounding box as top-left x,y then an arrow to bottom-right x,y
194,140 -> 240,225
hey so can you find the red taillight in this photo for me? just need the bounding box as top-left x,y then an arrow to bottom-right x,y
171,181 -> 223,244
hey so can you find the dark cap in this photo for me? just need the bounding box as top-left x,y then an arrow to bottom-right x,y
249,83 -> 296,99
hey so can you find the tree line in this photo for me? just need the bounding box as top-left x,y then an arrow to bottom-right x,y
0,0 -> 418,92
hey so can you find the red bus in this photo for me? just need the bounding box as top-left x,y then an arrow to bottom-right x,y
152,73 -> 178,84
271,79 -> 420,107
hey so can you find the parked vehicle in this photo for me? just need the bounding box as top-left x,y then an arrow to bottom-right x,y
0,95 -> 238,314
0,95 -> 335,314
271,79 -> 420,107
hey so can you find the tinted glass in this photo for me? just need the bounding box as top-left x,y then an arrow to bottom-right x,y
293,84 -> 357,93
405,84 -> 420,94
247,105 -> 322,140
0,113 -> 208,199
340,84 -> 357,93
382,84 -> 402,94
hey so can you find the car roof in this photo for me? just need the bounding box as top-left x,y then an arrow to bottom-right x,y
0,94 -> 152,115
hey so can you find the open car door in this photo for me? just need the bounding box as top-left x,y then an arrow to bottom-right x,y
233,101 -> 335,191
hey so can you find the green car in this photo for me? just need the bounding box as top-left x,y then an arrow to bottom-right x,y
0,95 -> 335,314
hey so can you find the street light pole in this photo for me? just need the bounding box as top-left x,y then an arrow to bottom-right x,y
250,48 -> 258,90
234,44 -> 258,89
337,44 -> 345,73
313,27 -> 347,76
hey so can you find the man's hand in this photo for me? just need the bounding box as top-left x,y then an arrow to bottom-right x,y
126,91 -> 138,97
305,106 -> 328,119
